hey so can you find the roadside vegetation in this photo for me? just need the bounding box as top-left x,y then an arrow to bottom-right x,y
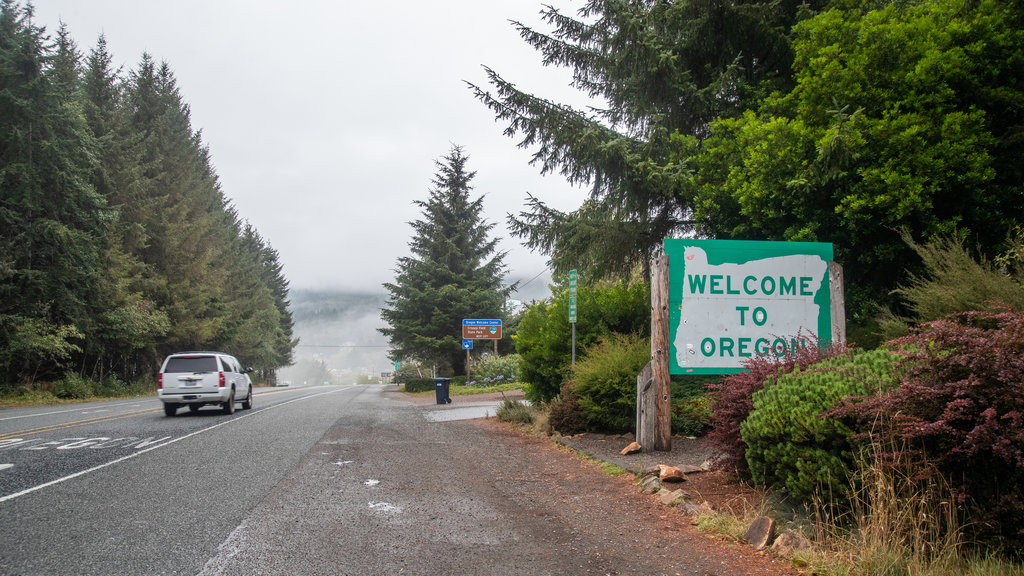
458,0 -> 1024,571
1,3 -> 296,401
497,234 -> 1024,575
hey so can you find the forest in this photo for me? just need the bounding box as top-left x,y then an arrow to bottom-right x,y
0,3 -> 295,395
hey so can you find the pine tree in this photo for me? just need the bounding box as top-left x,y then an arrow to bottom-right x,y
380,146 -> 512,376
470,0 -> 825,282
0,2 -> 107,384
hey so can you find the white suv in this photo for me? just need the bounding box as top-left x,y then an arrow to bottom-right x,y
158,352 -> 253,416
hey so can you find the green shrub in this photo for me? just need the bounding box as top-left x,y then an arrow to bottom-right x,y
517,280 -> 650,403
671,375 -> 717,437
54,372 -> 95,399
495,399 -> 534,425
403,378 -> 435,393
570,332 -> 649,433
708,336 -> 850,476
548,382 -> 587,435
741,349 -> 899,503
879,231 -> 1024,340
672,395 -> 711,437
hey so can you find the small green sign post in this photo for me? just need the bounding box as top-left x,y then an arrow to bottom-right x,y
569,269 -> 578,364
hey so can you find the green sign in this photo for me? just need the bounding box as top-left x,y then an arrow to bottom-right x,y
665,239 -> 834,375
569,269 -> 578,323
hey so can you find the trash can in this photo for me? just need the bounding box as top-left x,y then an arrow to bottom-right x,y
434,377 -> 452,405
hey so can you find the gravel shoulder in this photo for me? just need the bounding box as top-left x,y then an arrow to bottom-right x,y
385,386 -> 786,573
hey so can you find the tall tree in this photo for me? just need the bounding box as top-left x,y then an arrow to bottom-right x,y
380,146 -> 512,375
692,0 -> 1024,323
124,56 -> 231,353
0,2 -> 107,384
470,0 -> 826,281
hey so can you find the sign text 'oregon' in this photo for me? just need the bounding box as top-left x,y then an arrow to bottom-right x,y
664,239 -> 842,375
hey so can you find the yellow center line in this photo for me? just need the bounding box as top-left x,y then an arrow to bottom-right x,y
0,408 -> 162,441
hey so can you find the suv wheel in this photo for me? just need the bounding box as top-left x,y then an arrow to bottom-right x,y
163,403 -> 178,417
222,389 -> 236,415
241,387 -> 253,410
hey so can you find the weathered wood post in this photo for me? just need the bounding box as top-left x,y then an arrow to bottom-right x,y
651,254 -> 672,451
636,361 -> 654,450
829,261 -> 846,344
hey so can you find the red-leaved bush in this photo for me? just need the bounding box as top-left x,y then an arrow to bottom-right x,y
834,308 -> 1024,550
706,333 -> 850,476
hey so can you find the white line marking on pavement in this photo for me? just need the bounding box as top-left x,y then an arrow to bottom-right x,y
0,464 -> 12,472
0,401 -> 150,422
0,388 -> 350,504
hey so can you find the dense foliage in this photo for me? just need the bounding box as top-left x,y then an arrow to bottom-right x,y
547,381 -> 586,435
475,0 -> 1024,335
0,4 -> 294,392
471,0 -> 823,283
515,279 -> 649,403
742,349 -> 899,502
707,336 -> 850,475
879,231 -> 1024,339
835,309 -> 1024,549
570,332 -> 649,433
379,146 -> 512,376
694,0 -> 1024,322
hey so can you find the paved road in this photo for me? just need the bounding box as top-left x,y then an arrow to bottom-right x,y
1,385 -> 783,576
1,385 -> 359,575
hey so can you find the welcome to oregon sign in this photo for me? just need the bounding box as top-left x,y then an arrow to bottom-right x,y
665,239 -> 837,375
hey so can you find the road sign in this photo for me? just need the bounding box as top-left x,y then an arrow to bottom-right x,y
462,319 -> 502,339
569,270 -> 578,323
664,239 -> 835,374
462,339 -> 474,350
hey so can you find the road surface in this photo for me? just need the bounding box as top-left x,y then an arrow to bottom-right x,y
1,384 -> 785,575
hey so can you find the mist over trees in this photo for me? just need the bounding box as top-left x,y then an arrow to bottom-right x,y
380,146 -> 513,376
471,0 -> 1024,332
0,2 -> 295,391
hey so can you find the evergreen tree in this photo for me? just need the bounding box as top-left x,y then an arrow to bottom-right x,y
124,56 -> 231,353
0,1 -> 107,384
470,0 -> 824,281
380,146 -> 512,375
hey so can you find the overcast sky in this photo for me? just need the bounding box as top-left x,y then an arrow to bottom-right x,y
33,0 -> 594,299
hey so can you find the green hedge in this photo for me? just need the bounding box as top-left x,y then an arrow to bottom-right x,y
741,349 -> 898,502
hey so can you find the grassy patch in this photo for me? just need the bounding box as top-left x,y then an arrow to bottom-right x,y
554,440 -> 629,477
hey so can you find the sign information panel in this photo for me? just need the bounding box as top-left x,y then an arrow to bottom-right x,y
462,319 -> 502,340
665,239 -> 834,375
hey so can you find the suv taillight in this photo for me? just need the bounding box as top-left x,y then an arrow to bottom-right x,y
158,374 -> 163,390
219,372 -> 225,388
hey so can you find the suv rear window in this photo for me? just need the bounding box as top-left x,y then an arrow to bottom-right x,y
163,356 -> 219,373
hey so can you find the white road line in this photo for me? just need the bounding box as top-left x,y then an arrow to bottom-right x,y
0,464 -> 12,472
0,388 -> 349,504
0,401 -> 152,422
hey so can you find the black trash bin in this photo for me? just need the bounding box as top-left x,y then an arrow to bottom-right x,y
434,377 -> 452,405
